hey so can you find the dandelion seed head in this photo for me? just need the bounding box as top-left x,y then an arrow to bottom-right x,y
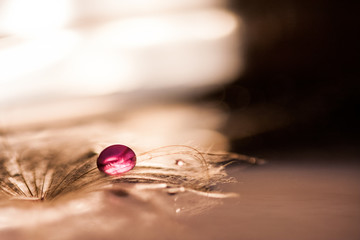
0,124 -> 261,231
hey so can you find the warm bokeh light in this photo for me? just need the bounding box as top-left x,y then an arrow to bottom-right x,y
72,0 -> 224,19
64,8 -> 241,95
0,0 -> 72,35
94,9 -> 238,48
0,31 -> 80,101
0,0 -> 244,128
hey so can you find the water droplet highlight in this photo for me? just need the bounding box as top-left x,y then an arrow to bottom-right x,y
175,159 -> 184,166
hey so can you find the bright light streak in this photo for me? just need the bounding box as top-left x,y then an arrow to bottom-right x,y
94,9 -> 238,48
0,31 -> 80,101
62,52 -> 140,95
0,8 -> 242,100
0,0 -> 72,35
0,1 -> 244,128
0,31 -> 79,81
73,0 -> 222,19
80,8 -> 242,91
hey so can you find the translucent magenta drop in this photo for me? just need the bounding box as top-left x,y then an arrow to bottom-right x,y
97,144 -> 136,175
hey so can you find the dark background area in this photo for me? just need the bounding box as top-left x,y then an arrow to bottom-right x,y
204,0 -> 359,158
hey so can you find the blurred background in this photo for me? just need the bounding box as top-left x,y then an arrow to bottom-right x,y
0,0 -> 242,130
223,0 -> 360,158
1,0 -> 358,157
0,1 -> 359,239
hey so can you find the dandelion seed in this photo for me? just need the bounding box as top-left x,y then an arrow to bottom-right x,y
0,133 -> 261,202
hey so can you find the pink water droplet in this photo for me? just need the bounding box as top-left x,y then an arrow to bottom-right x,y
97,144 -> 136,175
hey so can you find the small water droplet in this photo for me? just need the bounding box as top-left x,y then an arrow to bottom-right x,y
175,159 -> 184,166
176,208 -> 181,213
